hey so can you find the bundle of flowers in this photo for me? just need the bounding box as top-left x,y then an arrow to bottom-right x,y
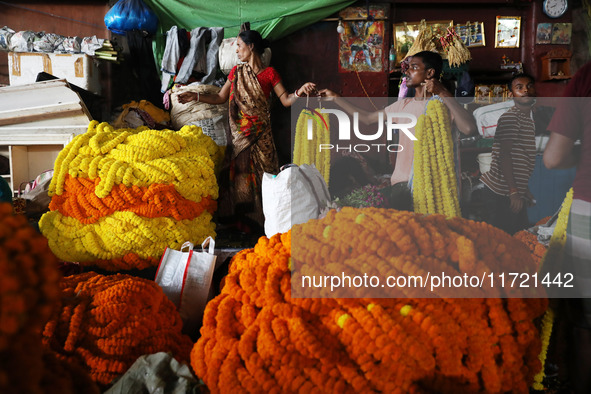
193,207 -> 548,393
0,203 -> 98,394
413,99 -> 461,217
336,184 -> 387,208
42,272 -> 193,387
293,108 -> 331,185
514,230 -> 547,268
39,121 -> 219,270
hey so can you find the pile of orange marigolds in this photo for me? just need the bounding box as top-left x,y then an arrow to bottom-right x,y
193,207 -> 548,393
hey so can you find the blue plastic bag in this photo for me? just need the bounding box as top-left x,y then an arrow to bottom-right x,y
104,0 -> 159,35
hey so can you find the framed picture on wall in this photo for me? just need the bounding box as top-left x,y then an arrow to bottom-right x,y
455,24 -> 469,45
467,22 -> 485,47
551,23 -> 572,45
495,16 -> 521,48
338,5 -> 387,72
536,23 -> 552,44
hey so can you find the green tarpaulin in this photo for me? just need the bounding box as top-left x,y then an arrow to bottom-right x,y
142,0 -> 354,66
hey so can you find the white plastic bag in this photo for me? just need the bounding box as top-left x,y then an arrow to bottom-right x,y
262,164 -> 331,238
218,37 -> 271,75
155,237 -> 216,333
472,99 -> 514,138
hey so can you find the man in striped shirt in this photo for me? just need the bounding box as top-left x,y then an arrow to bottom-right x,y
480,73 -> 537,234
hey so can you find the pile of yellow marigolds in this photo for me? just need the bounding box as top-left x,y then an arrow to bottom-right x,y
193,207 -> 548,393
39,121 -> 220,270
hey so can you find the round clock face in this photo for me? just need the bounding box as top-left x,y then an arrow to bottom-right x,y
543,0 -> 568,18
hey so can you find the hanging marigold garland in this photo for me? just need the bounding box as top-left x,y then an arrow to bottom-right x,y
293,108 -> 331,185
42,272 -> 193,387
0,203 -> 98,394
532,188 -> 574,391
193,207 -> 547,393
39,121 -> 219,270
413,99 -> 461,217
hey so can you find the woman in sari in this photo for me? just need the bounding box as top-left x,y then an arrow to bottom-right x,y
178,29 -> 317,231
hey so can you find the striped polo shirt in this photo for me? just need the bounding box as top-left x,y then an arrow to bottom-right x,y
480,106 -> 536,196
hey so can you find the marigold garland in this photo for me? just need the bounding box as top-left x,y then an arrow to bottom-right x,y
514,230 -> 547,269
193,207 -> 547,393
293,108 -> 331,185
0,203 -> 98,394
42,272 -> 193,387
40,121 -> 219,270
50,175 -> 216,224
413,99 -> 461,217
40,210 -> 215,270
532,188 -> 573,390
49,121 -> 219,200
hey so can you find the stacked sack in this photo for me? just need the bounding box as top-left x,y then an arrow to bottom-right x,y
39,120 -> 220,270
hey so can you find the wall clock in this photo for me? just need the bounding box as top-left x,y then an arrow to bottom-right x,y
543,0 -> 568,19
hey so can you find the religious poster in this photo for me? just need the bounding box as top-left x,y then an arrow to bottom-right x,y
338,6 -> 386,72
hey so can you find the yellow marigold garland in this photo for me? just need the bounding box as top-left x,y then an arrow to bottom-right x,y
193,207 -> 547,393
413,99 -> 460,217
40,210 -> 215,269
532,188 -> 573,390
293,108 -> 331,185
42,272 -> 193,387
50,121 -> 219,200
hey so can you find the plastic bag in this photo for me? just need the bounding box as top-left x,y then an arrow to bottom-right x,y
32,33 -> 65,52
81,35 -> 104,56
262,164 -> 331,237
218,37 -> 271,75
55,36 -> 82,53
9,30 -> 36,52
104,0 -> 159,35
0,26 -> 15,50
155,238 -> 216,334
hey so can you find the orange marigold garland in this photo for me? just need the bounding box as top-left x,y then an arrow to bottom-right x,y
193,207 -> 547,393
42,272 -> 193,387
514,230 -> 547,269
0,203 -> 98,394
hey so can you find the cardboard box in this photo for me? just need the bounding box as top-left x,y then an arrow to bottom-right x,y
8,52 -> 101,94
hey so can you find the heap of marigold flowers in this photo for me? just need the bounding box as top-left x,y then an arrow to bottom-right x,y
193,207 -> 548,393
42,272 -> 193,387
514,230 -> 547,269
0,203 -> 98,394
39,120 -> 219,270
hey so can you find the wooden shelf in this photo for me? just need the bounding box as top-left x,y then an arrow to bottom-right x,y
0,79 -> 91,193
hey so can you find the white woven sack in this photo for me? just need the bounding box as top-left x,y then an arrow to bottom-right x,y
170,84 -> 229,146
472,99 -> 514,138
155,237 -> 217,334
218,37 -> 272,75
262,164 -> 331,238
